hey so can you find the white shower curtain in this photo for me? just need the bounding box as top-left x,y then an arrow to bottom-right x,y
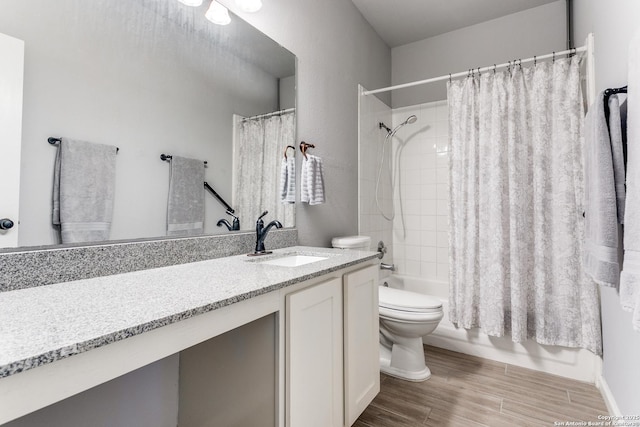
234,113 -> 296,228
447,56 -> 602,355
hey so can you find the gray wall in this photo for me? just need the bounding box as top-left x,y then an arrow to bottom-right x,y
391,1 -> 566,107
574,0 -> 640,415
220,0 -> 392,247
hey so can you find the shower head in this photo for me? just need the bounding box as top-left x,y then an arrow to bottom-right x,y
389,114 -> 417,136
403,115 -> 418,125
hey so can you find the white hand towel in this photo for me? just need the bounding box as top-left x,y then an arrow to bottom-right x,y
167,156 -> 205,236
620,28 -> 640,331
280,157 -> 296,204
300,154 -> 325,205
583,91 -> 623,287
52,138 -> 117,244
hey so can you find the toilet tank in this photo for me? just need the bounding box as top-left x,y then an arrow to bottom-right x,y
331,235 -> 371,251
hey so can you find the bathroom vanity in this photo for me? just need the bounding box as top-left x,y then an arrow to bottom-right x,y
0,246 -> 380,427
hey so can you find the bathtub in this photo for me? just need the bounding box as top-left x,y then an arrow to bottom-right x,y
380,274 -> 448,300
379,273 -> 600,383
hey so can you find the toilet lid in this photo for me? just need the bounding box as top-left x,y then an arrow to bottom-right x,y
379,286 -> 442,313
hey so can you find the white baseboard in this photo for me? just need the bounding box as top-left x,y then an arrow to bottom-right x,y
596,373 -> 622,416
424,320 -> 600,383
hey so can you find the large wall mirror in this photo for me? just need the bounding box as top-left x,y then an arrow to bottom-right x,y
0,0 -> 296,250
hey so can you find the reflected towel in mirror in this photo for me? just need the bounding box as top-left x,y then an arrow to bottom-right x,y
167,156 -> 205,236
280,156 -> 296,204
52,138 -> 117,243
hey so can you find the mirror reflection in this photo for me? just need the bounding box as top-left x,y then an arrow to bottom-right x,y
0,0 -> 296,249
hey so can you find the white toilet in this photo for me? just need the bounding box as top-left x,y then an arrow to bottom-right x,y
378,286 -> 443,381
331,236 -> 444,382
330,235 -> 372,251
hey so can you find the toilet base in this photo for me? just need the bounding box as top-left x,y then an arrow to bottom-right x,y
379,343 -> 432,382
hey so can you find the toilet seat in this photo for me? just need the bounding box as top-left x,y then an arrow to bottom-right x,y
379,286 -> 442,313
379,306 -> 443,323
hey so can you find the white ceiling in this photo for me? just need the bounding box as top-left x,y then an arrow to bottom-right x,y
351,0 -> 560,48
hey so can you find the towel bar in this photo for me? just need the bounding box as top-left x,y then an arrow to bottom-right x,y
160,154 -> 207,165
49,137 -> 119,153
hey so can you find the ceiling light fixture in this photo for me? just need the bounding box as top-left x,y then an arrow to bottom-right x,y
235,0 -> 262,13
206,1 -> 231,25
177,0 -> 203,6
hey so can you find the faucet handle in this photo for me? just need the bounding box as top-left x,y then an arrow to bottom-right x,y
258,210 -> 268,220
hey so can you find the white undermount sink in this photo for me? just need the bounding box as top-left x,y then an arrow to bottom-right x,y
258,254 -> 329,267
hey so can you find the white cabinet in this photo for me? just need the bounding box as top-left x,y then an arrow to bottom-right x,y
286,277 -> 344,427
285,263 -> 380,427
343,264 -> 380,425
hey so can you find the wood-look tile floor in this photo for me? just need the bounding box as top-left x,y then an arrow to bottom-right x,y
356,345 -> 608,427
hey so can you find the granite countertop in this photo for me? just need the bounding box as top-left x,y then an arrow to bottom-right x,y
0,246 -> 379,379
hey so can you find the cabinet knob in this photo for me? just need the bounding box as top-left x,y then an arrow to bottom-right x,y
0,218 -> 14,230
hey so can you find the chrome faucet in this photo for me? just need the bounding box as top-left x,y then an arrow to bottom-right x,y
253,210 -> 282,255
380,263 -> 396,271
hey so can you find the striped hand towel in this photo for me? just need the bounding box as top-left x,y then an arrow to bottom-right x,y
300,154 -> 325,205
280,157 -> 296,204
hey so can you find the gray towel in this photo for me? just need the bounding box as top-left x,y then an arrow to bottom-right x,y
280,157 -> 296,204
167,156 -> 204,236
583,91 -> 623,287
620,29 -> 640,330
52,138 -> 117,243
609,95 -> 627,223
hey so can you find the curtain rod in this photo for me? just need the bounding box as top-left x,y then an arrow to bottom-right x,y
362,45 -> 588,96
241,107 -> 295,122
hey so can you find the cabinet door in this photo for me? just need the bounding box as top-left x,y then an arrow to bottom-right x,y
343,264 -> 380,426
286,278 -> 343,427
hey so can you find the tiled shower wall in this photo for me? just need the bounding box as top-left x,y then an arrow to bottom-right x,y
358,88 -> 393,265
391,100 -> 450,282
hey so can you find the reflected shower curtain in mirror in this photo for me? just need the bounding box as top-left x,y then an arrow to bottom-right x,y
234,113 -> 296,229
447,56 -> 602,354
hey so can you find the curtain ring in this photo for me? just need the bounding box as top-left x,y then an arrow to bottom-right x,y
534,55 -> 537,67
552,51 -> 555,63
477,67 -> 481,76
493,64 -> 497,74
518,58 -> 522,69
449,73 -> 452,83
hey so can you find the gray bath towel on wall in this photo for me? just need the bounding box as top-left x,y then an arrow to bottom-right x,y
167,156 -> 205,236
583,92 -> 626,287
609,96 -> 627,223
620,29 -> 640,330
52,138 -> 117,243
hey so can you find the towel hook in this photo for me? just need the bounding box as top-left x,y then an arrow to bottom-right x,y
300,141 -> 315,160
283,145 -> 295,159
